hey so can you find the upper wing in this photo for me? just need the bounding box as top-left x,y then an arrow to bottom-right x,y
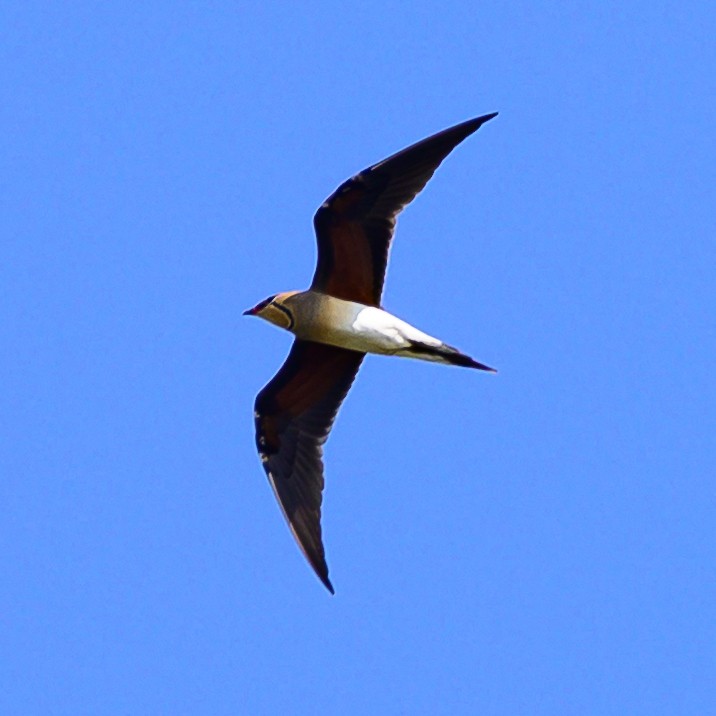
254,339 -> 365,593
311,112 -> 498,306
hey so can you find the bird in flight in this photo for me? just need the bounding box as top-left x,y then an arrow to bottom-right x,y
245,113 -> 498,593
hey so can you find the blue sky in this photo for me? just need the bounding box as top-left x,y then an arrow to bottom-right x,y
1,2 -> 715,714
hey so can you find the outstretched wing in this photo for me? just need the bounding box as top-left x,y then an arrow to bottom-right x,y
254,340 -> 365,593
311,112 -> 498,306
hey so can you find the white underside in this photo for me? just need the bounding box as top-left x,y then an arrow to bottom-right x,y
320,305 -> 445,358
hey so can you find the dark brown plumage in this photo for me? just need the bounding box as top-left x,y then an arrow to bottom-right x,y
311,113 -> 497,306
255,341 -> 364,593
253,113 -> 498,592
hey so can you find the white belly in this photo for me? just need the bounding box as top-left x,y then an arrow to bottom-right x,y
316,304 -> 443,355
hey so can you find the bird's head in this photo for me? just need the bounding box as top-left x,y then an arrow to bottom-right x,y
243,291 -> 299,331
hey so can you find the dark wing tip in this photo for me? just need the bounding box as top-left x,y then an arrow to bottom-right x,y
294,530 -> 335,593
254,341 -> 364,594
471,111 -> 499,124
293,521 -> 335,594
322,573 -> 335,595
453,111 -> 499,138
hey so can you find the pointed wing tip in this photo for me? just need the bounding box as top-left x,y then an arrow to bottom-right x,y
446,112 -> 498,145
287,518 -> 336,594
308,554 -> 335,594
322,575 -> 336,595
286,518 -> 336,595
311,554 -> 335,594
470,111 -> 499,129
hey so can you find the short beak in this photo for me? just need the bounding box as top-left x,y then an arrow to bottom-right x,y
242,308 -> 253,316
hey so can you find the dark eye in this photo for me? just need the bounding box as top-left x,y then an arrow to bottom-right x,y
255,295 -> 275,311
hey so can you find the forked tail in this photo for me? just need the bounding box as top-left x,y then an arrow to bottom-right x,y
405,340 -> 496,372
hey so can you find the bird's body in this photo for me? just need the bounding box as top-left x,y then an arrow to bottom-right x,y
245,113 -> 498,592
267,290 -> 491,366
293,292 -> 434,354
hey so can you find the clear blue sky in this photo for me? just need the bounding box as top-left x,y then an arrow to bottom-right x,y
1,2 -> 714,714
